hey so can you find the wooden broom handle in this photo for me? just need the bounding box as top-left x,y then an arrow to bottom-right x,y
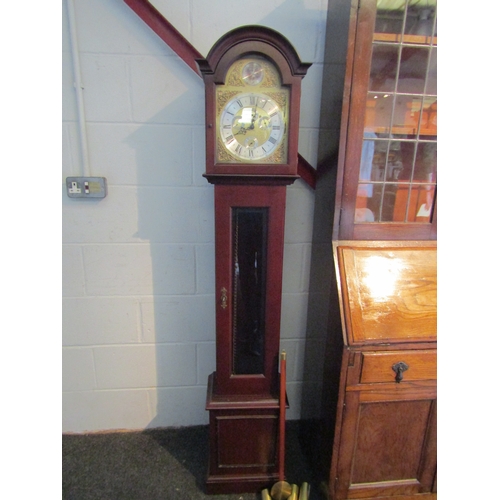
279,351 -> 286,482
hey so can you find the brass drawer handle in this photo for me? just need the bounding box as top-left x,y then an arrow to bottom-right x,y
220,287 -> 228,309
392,361 -> 409,383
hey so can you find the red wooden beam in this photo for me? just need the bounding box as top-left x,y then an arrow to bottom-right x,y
298,153 -> 317,189
123,0 -> 317,188
123,0 -> 203,75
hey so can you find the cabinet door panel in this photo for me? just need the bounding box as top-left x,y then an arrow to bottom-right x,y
336,390 -> 436,499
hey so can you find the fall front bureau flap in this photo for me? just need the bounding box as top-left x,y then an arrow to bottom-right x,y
333,241 -> 437,347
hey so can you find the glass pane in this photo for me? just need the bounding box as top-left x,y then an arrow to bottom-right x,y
425,48 -> 437,95
369,44 -> 398,93
425,98 -> 437,135
365,93 -> 395,134
397,47 -> 430,94
405,1 -> 436,36
396,141 -> 416,181
418,97 -> 436,136
232,208 -> 267,375
412,185 -> 435,222
392,184 -> 435,222
381,183 -> 399,221
375,2 -> 404,36
392,95 -> 423,136
383,140 -> 407,181
356,137 -> 378,223
414,142 -> 437,182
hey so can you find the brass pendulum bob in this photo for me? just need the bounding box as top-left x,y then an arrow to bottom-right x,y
270,481 -> 293,500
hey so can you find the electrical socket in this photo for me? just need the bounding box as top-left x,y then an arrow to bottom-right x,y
66,177 -> 107,198
69,181 -> 81,194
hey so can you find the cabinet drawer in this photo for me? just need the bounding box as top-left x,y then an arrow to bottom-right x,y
360,350 -> 436,384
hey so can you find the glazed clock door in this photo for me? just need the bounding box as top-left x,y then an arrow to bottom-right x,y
213,184 -> 286,396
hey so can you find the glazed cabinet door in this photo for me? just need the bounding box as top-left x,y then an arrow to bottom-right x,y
332,385 -> 436,499
335,0 -> 437,240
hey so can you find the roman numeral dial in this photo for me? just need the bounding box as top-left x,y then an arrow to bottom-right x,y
218,92 -> 287,162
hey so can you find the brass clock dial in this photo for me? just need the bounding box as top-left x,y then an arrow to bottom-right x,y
215,57 -> 289,164
219,92 -> 285,161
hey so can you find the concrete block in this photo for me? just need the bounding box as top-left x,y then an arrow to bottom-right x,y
280,293 -> 309,340
190,0 -> 327,62
156,344 -> 198,387
62,245 -> 85,297
63,186 -> 213,244
62,49 -> 77,122
195,244 -> 215,295
93,344 -> 196,389
73,0 -> 174,55
196,342 -> 216,385
284,382 -> 302,421
282,243 -> 311,293
62,122 -> 80,179
63,186 -> 138,244
62,348 -> 96,392
79,53 -> 131,123
284,186 -> 315,243
129,54 -> 204,125
140,296 -> 215,343
298,127 -> 320,169
62,389 -> 151,433
87,123 -> 193,187
135,187 -> 214,243
62,297 -> 140,346
299,62 -> 325,129
192,125 -> 207,186
93,345 -> 157,389
148,386 -> 209,427
83,244 -> 196,296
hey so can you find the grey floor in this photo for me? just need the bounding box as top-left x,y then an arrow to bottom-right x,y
62,421 -> 328,500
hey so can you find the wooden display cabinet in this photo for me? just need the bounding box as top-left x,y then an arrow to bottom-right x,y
320,3 -> 438,497
327,241 -> 437,500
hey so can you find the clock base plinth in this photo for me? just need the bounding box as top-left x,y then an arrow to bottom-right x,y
205,372 -> 285,495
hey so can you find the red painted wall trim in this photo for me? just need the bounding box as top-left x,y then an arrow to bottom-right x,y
298,153 -> 317,189
124,0 -> 203,75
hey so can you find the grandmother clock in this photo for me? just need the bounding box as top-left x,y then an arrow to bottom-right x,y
196,26 -> 310,494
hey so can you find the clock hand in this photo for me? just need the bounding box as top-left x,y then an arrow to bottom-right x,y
248,108 -> 257,130
234,126 -> 247,136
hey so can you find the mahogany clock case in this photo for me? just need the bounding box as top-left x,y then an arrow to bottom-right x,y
197,25 -> 311,180
199,26 -> 311,495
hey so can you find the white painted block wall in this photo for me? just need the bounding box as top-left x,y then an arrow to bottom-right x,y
62,0 -> 327,433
